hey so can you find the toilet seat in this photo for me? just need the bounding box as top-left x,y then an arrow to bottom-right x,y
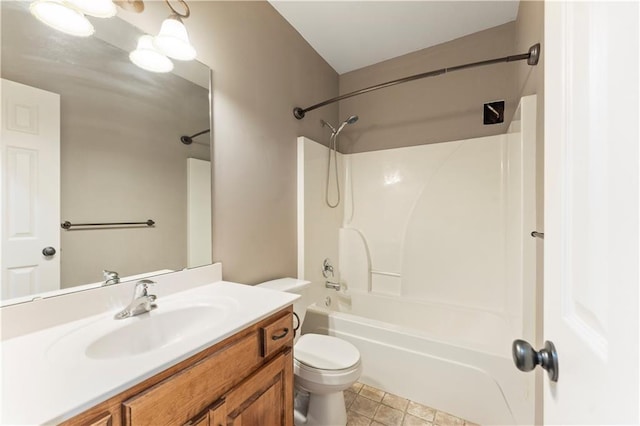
294,334 -> 360,370
293,359 -> 362,386
293,334 -> 362,393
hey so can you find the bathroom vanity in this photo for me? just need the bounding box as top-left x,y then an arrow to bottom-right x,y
0,265 -> 298,425
63,307 -> 293,426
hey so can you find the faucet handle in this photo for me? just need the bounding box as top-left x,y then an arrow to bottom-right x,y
322,258 -> 335,278
134,279 -> 156,297
102,270 -> 120,285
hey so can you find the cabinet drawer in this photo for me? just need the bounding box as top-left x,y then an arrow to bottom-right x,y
260,312 -> 293,358
123,333 -> 262,425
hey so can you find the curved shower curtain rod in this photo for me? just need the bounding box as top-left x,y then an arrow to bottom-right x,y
293,43 -> 541,120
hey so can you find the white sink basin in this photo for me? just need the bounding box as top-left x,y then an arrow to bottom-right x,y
86,305 -> 228,359
47,297 -> 236,364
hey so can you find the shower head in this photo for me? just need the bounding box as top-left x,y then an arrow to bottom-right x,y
322,115 -> 359,137
336,115 -> 359,135
323,115 -> 358,209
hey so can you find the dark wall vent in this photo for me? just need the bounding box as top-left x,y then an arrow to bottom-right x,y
483,100 -> 505,125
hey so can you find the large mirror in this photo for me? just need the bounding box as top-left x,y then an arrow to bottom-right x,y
1,1 -> 212,305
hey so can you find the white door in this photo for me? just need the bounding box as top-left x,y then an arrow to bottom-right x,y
1,79 -> 61,300
544,2 -> 638,424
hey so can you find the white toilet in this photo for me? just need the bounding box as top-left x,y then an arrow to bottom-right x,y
257,278 -> 362,426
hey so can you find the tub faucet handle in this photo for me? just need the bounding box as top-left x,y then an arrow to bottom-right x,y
322,258 -> 335,278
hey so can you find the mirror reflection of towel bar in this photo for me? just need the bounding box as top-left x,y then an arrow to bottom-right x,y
61,220 -> 155,230
370,270 -> 401,278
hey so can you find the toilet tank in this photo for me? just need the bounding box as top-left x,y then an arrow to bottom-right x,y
256,278 -> 312,335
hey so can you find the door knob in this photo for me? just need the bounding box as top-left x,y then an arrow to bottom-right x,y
42,246 -> 56,257
512,339 -> 559,382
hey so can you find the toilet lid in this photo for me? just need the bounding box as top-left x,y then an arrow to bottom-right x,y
294,334 -> 360,370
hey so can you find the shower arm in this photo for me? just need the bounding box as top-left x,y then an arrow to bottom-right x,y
180,128 -> 211,145
188,129 -> 210,139
293,43 -> 541,120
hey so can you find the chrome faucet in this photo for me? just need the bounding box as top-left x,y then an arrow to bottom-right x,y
115,279 -> 157,319
325,280 -> 341,291
103,270 -> 120,286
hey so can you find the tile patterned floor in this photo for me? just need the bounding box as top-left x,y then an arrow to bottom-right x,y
345,382 -> 478,426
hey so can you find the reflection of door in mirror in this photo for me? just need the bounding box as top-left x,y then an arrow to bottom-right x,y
1,79 -> 61,299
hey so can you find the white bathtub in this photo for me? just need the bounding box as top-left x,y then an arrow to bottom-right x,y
301,292 -> 535,426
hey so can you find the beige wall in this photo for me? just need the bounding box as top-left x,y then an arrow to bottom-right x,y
120,2 -> 339,284
337,22 -> 520,153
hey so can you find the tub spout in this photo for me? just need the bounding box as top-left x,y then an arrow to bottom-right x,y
325,280 -> 341,291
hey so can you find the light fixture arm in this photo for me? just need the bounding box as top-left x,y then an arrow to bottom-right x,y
164,0 -> 190,18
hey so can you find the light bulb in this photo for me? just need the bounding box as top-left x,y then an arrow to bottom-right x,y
153,15 -> 196,61
29,0 -> 95,37
130,35 -> 174,73
66,0 -> 117,18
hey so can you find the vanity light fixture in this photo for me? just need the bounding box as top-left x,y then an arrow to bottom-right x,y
153,1 -> 197,61
129,35 -> 174,73
29,0 -> 95,37
66,0 -> 117,18
113,0 -> 144,13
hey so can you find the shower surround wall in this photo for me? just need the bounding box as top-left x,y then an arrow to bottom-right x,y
299,96 -> 537,424
297,137 -> 344,304
340,117 -> 536,352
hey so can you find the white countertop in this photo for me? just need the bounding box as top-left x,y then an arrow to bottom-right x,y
1,281 -> 298,425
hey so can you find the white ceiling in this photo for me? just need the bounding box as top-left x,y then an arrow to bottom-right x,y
269,1 -> 520,74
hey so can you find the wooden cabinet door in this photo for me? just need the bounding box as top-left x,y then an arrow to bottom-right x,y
184,412 -> 209,426
230,378 -> 281,426
223,349 -> 293,426
183,398 -> 226,426
123,333 -> 262,425
208,398 -> 227,426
